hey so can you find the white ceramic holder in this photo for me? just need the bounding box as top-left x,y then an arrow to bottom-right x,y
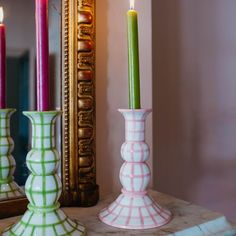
99,109 -> 172,229
0,108 -> 24,200
3,111 -> 86,236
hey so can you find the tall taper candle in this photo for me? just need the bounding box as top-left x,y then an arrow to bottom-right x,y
127,0 -> 141,109
0,7 -> 6,109
36,0 -> 50,111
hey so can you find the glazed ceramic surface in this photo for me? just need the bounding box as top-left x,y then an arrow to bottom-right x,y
0,109 -> 24,200
3,111 -> 86,236
99,109 -> 172,229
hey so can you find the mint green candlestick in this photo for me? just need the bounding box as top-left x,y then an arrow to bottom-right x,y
127,6 -> 141,109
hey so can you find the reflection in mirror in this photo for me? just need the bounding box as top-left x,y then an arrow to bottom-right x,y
0,0 -> 36,201
48,0 -> 61,169
0,0 -> 61,201
7,50 -> 30,186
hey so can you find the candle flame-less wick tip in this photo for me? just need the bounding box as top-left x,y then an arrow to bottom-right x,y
130,0 -> 135,10
0,7 -> 4,24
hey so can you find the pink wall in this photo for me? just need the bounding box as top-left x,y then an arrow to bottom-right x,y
153,0 -> 236,220
96,0 -> 152,196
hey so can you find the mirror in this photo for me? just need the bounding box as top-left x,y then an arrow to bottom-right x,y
7,51 -> 30,187
2,0 -> 36,200
0,0 -> 61,200
0,0 -> 98,218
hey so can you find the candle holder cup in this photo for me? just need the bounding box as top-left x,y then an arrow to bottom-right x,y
3,111 -> 86,236
0,108 -> 24,200
99,109 -> 172,229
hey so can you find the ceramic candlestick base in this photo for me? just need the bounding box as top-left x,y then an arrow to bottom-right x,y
99,109 -> 172,229
3,111 -> 86,236
0,108 -> 24,200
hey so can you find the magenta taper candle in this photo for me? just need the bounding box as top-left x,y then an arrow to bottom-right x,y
35,0 -> 50,111
0,7 -> 6,109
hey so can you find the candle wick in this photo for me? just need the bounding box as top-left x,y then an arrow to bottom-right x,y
0,7 -> 4,24
130,0 -> 135,10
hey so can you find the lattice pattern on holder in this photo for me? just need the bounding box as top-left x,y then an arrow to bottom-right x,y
3,111 -> 86,236
100,194 -> 171,229
4,209 -> 85,235
0,109 -> 24,200
99,109 -> 172,229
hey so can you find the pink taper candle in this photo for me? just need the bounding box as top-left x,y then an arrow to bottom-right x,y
35,0 -> 50,111
0,7 -> 6,109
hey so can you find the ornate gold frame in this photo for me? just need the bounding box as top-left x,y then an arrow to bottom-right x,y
61,0 -> 98,206
0,0 -> 98,219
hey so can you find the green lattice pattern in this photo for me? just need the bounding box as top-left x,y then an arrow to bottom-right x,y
24,112 -> 61,207
25,175 -> 62,207
0,109 -> 12,137
0,182 -> 24,199
3,111 -> 86,235
27,149 -> 59,175
0,109 -> 15,181
3,209 -> 86,236
0,109 -> 24,200
24,112 -> 57,150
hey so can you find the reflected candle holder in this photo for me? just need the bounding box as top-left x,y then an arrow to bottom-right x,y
3,111 -> 86,236
99,109 -> 172,229
0,108 -> 24,200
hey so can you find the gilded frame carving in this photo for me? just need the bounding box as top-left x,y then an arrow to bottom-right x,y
0,0 -> 98,219
61,0 -> 98,206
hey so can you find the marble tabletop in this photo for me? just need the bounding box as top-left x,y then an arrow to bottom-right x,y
0,190 -> 235,236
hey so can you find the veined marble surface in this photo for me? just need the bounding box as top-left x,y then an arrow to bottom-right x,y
0,190 -> 235,235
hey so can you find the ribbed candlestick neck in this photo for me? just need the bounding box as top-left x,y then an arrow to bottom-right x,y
0,109 -> 15,137
23,111 -> 61,149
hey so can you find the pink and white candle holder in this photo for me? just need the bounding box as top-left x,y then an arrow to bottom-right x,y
99,109 -> 172,229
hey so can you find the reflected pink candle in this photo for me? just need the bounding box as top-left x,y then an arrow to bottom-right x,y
36,0 -> 50,111
0,9 -> 6,109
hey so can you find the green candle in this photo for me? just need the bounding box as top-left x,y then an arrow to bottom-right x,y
127,0 -> 141,109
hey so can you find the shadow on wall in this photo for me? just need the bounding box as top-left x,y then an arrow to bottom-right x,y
153,0 -> 236,220
153,0 -> 202,203
96,0 -> 113,195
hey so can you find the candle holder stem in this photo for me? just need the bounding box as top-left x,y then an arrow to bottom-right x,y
99,109 -> 172,229
0,108 -> 24,200
3,111 -> 86,236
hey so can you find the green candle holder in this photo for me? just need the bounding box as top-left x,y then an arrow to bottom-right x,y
3,111 -> 86,236
0,108 -> 24,200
